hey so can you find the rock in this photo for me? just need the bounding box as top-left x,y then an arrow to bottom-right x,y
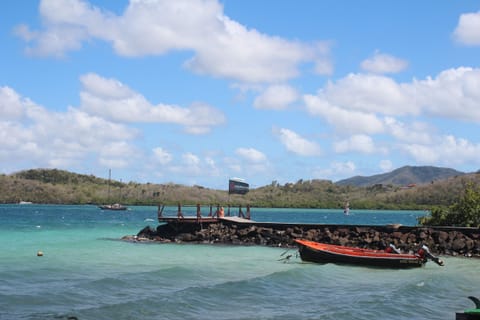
452,238 -> 466,251
386,223 -> 402,230
129,221 -> 480,257
407,233 -> 417,244
392,231 -> 403,238
436,231 -> 449,242
176,233 -> 194,242
355,227 -> 369,234
465,238 -> 475,251
137,226 -> 157,238
290,232 -> 303,238
338,237 -> 349,246
259,227 -> 273,237
246,226 -> 258,237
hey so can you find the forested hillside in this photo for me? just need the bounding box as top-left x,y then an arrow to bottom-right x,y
1,168 -> 479,209
336,165 -> 465,187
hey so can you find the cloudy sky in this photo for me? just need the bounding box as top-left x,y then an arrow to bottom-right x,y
1,0 -> 480,189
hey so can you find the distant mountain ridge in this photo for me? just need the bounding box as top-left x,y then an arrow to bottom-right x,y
335,165 -> 465,187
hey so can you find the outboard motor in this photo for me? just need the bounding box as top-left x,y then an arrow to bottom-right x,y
417,245 -> 444,266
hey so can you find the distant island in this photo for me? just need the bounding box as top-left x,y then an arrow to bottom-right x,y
0,166 -> 479,210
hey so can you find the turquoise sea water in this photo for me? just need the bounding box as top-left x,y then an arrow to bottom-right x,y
0,205 -> 478,320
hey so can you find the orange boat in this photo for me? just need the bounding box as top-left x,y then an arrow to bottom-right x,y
294,239 -> 444,269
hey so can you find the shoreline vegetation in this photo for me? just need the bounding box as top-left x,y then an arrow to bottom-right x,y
1,168 -> 479,210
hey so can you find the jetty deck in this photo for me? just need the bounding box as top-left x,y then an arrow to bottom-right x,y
157,216 -> 253,224
220,216 -> 253,223
157,203 -> 253,224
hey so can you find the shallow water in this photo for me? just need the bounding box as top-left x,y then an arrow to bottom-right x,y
0,205 -> 478,319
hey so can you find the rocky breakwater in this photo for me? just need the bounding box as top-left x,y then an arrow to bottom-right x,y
125,221 -> 480,257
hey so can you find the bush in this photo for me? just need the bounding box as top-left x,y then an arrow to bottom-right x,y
419,182 -> 480,227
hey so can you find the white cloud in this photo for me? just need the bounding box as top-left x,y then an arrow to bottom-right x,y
334,134 -> 375,154
0,86 -> 137,171
182,152 -> 200,166
79,73 -> 225,134
401,144 -> 440,164
235,148 -> 267,162
379,160 -> 393,172
453,10 -> 480,45
253,85 -> 299,110
275,128 -> 321,156
184,16 -> 332,83
164,152 -> 222,180
414,67 -> 480,122
168,152 -> 201,176
223,152 -> 270,179
319,74 -> 416,115
361,52 -> 408,74
99,141 -> 137,169
400,135 -> 480,166
148,150 -> 222,183
0,87 -> 28,119
314,52 -> 334,75
304,67 -> 480,140
303,94 -> 385,135
0,121 -> 37,153
152,147 -> 173,165
17,0 -> 333,84
205,157 -> 217,170
14,24 -> 88,59
313,161 -> 356,180
384,117 -> 432,144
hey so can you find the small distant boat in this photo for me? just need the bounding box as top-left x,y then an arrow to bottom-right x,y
294,239 -> 444,269
99,203 -> 127,211
99,169 -> 128,211
19,201 -> 33,205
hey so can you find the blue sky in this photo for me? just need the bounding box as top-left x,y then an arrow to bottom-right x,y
1,0 -> 480,190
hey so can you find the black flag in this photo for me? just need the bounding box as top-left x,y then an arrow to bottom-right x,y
229,178 -> 249,195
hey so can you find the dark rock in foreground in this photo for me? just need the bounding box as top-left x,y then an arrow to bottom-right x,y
126,221 -> 480,257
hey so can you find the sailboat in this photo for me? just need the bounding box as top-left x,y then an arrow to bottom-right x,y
99,169 -> 128,211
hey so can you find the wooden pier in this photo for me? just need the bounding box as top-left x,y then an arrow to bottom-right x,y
157,203 -> 253,224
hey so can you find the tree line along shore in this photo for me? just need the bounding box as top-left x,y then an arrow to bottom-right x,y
1,168 -> 480,211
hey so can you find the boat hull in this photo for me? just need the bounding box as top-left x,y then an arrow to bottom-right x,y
295,239 -> 425,268
99,204 -> 127,211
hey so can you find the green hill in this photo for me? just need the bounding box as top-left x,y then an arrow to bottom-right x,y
335,165 -> 465,187
1,167 -> 479,209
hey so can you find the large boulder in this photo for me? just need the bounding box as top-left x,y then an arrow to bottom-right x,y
137,226 -> 157,238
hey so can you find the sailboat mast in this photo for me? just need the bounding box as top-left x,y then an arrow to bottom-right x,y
107,169 -> 111,201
